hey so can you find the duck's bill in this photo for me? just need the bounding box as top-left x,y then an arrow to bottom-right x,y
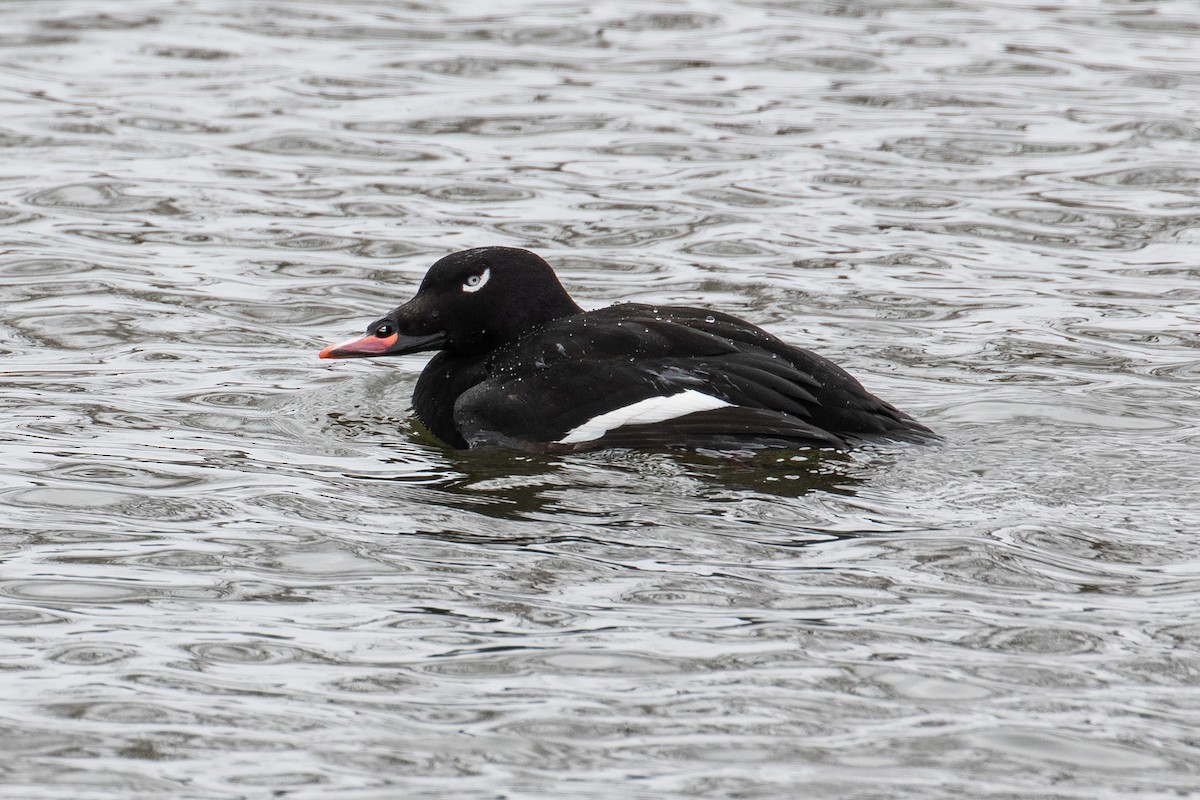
318,331 -> 445,359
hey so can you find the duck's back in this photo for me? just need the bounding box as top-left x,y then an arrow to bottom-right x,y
433,304 -> 933,453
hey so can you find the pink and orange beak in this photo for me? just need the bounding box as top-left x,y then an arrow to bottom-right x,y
319,331 -> 399,359
319,330 -> 445,359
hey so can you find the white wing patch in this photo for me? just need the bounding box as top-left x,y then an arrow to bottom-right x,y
557,389 -> 733,444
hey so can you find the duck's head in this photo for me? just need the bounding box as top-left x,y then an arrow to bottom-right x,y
319,246 -> 582,360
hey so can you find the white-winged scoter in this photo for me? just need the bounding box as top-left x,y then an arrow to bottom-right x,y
319,247 -> 935,453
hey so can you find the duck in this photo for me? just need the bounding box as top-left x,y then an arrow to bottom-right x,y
319,246 -> 935,453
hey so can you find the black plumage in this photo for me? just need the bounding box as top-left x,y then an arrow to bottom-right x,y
320,247 -> 935,453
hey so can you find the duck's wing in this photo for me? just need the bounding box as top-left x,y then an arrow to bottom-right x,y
451,305 -> 930,453
456,356 -> 847,452
646,305 -> 933,440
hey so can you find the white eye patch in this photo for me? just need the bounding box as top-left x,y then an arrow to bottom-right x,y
462,268 -> 491,293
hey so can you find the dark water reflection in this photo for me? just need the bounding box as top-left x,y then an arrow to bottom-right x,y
3,0 -> 1200,797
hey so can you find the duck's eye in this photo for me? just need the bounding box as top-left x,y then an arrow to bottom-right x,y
462,267 -> 491,293
374,323 -> 395,338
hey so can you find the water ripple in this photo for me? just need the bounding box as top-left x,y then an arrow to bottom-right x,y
1,0 -> 1199,797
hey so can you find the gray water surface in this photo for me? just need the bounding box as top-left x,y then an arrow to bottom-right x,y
2,1 -> 1199,798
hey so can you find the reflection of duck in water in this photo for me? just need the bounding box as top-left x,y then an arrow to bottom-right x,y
320,247 -> 935,454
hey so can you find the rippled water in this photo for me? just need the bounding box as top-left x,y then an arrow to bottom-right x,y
3,0 -> 1199,797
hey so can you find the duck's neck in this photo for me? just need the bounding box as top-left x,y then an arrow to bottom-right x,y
412,350 -> 489,448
